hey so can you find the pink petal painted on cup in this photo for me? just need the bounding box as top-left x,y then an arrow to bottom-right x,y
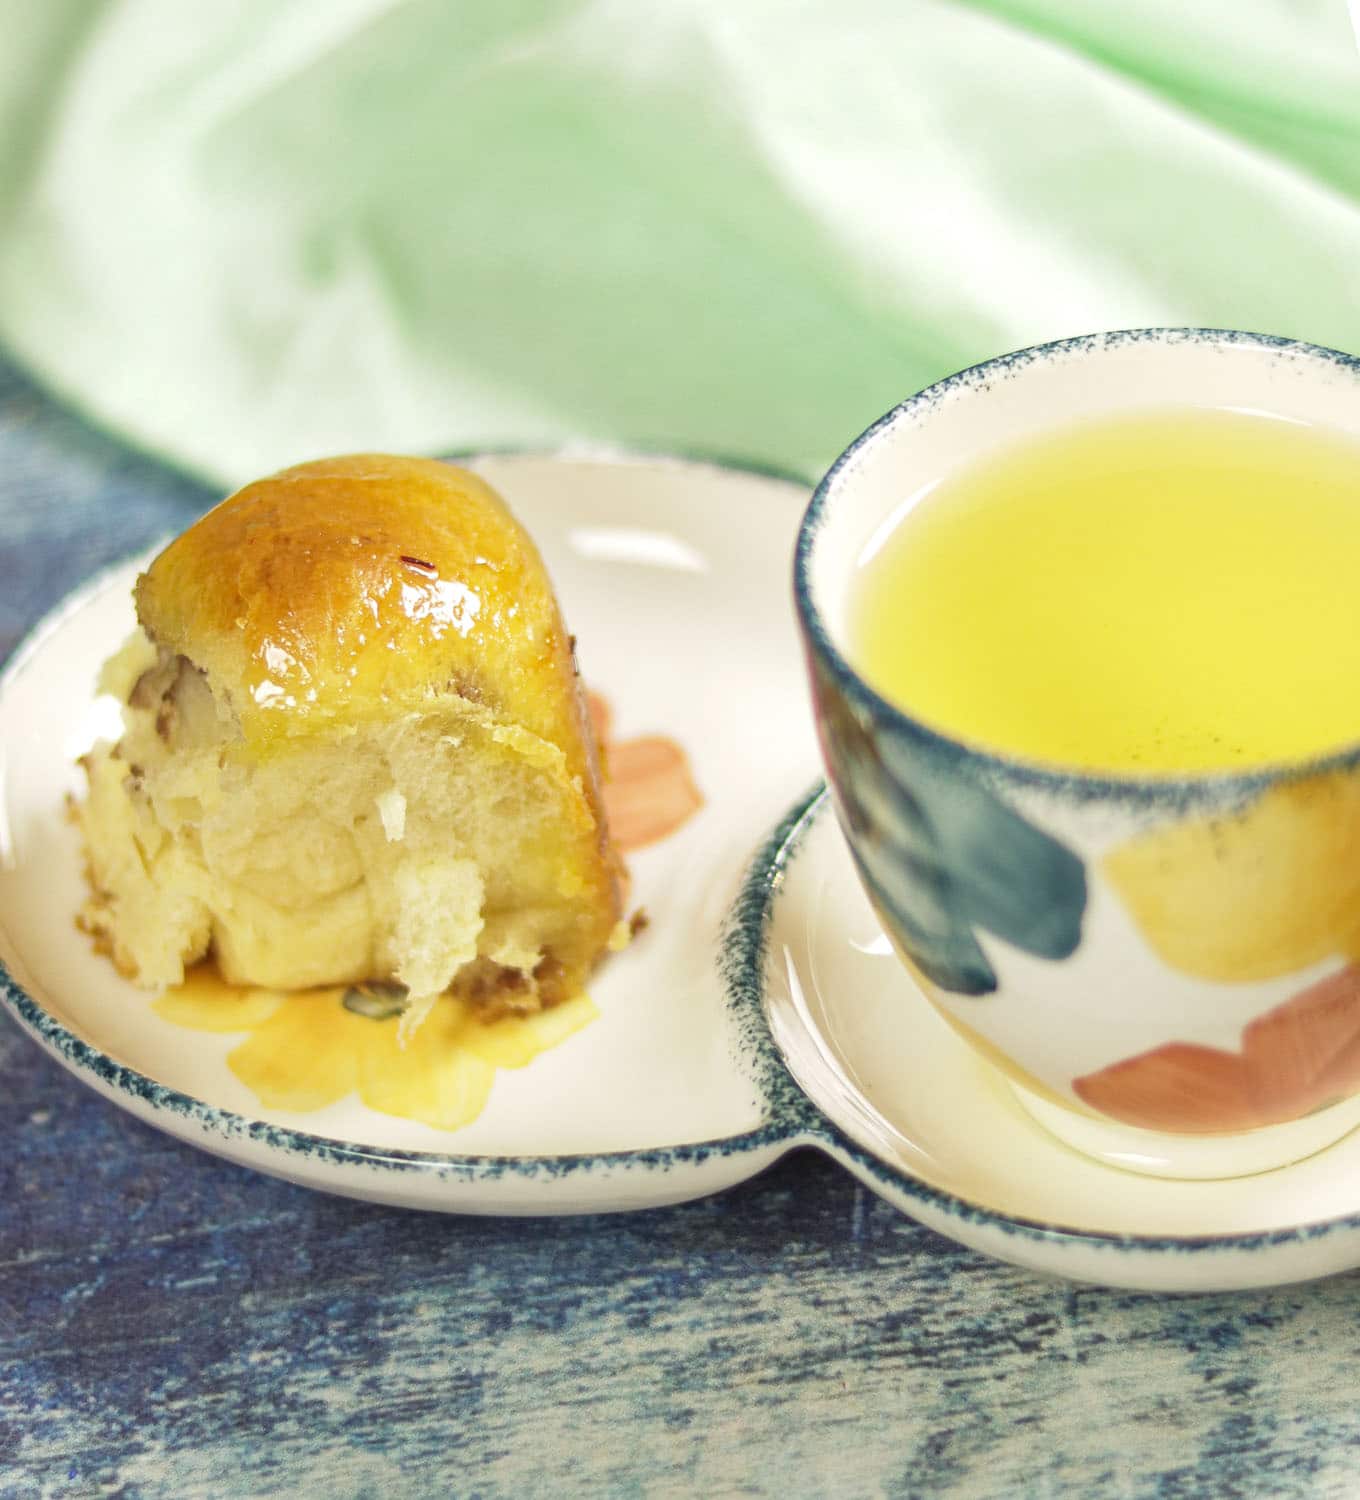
1074,965 -> 1360,1134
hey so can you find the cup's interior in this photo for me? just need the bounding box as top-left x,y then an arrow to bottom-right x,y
805,332 -> 1360,675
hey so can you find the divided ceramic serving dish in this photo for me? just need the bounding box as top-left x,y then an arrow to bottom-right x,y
6,452 -> 1360,1293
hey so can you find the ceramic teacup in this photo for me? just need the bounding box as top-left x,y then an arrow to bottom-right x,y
795,328 -> 1360,1179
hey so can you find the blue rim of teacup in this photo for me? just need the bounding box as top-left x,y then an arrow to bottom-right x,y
794,326 -> 1360,808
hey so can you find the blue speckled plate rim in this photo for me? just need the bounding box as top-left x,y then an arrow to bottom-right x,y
761,786 -> 1360,1261
794,326 -> 1360,813
0,453 -> 819,1190
10,442 -> 1360,1253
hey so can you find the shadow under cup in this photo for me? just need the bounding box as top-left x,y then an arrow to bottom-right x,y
795,328 -> 1360,1181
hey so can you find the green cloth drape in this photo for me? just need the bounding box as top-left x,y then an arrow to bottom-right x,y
1,0 -> 1357,486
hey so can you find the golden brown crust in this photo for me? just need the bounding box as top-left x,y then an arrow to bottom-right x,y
133,454 -> 625,977
139,456 -> 579,756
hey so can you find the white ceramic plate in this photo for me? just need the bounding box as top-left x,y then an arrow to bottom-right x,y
0,453 -> 823,1215
8,451 -> 1360,1291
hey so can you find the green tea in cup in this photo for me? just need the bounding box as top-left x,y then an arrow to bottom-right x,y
850,407 -> 1360,774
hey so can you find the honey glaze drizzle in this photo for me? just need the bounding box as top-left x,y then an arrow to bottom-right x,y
154,964 -> 597,1131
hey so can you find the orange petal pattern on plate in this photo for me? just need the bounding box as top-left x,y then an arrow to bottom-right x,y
1074,964 -> 1360,1133
587,690 -> 703,851
1104,771 -> 1360,982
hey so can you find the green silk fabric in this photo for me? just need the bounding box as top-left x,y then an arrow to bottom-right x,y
1,0 -> 1357,486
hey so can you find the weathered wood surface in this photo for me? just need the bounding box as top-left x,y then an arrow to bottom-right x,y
4,353 -> 1360,1499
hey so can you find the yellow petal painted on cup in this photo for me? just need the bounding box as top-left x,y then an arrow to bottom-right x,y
153,964 -> 283,1032
227,990 -> 364,1111
1105,772 -> 1360,982
358,998 -> 496,1130
462,993 -> 599,1068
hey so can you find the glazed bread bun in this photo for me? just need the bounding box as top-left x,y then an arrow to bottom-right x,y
78,454 -> 626,1034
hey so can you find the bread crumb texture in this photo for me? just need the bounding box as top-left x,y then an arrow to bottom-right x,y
78,456 -> 625,1034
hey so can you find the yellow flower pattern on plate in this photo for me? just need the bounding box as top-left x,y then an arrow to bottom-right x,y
1104,769 -> 1360,983
155,966 -> 598,1131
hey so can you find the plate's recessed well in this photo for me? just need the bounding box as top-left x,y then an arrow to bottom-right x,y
760,791 -> 1360,1290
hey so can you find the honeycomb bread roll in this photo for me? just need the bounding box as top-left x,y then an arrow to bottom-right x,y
79,454 -> 627,1035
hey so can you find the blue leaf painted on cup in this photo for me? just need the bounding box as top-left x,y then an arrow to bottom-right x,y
817,668 -> 1087,995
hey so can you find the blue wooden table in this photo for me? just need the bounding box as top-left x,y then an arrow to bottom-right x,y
3,352 -> 1358,1499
